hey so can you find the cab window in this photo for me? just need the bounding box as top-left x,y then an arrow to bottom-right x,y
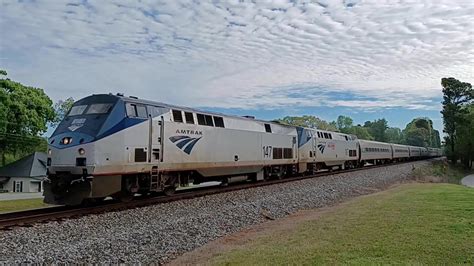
126,103 -> 148,118
68,105 -> 87,116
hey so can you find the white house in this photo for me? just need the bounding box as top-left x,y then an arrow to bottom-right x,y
0,152 -> 47,193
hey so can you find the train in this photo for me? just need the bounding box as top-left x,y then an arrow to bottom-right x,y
44,94 -> 443,205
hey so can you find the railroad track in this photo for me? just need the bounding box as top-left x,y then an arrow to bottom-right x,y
0,159 -> 435,230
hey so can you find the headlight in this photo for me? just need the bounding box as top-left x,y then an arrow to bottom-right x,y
78,148 -> 85,155
62,137 -> 72,145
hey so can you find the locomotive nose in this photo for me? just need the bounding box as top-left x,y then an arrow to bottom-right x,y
47,132 -> 95,170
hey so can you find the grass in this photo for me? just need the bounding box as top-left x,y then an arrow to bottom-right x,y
413,160 -> 472,183
0,198 -> 49,213
211,183 -> 474,265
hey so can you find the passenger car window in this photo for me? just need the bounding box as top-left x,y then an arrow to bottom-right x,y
172,110 -> 183,123
185,112 -> 194,124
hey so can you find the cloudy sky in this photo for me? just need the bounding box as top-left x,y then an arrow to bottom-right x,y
1,0 -> 473,133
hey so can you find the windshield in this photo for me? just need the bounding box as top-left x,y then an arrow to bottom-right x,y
68,103 -> 112,116
52,95 -> 121,138
86,103 -> 112,114
68,105 -> 87,116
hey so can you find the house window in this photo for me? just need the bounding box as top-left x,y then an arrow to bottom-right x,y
185,112 -> 194,124
14,181 -> 23,192
328,134 -> 332,139
172,110 -> 183,123
324,133 -> 329,139
214,116 -> 225,128
264,124 -> 272,133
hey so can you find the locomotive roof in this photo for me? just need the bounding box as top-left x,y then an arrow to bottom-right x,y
89,94 -> 295,128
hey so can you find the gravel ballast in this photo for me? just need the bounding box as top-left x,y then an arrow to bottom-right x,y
0,160 -> 431,264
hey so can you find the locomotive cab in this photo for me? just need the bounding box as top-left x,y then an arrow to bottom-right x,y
44,94 -> 133,205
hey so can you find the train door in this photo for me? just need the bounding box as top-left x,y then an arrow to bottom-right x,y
311,132 -> 317,162
149,116 -> 162,163
148,109 -> 164,192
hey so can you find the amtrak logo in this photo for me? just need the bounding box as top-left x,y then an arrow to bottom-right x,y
317,143 -> 326,153
68,118 -> 86,132
169,135 -> 202,155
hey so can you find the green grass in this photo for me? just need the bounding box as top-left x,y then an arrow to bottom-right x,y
0,198 -> 49,213
211,184 -> 474,265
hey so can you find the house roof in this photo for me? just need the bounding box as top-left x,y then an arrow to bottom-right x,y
0,152 -> 47,178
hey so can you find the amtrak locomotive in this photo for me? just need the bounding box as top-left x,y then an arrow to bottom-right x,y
44,94 -> 442,205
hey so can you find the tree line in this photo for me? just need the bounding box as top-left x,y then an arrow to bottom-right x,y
276,115 -> 441,148
440,77 -> 473,168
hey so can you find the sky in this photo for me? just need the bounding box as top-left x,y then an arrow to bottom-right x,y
1,0 -> 473,134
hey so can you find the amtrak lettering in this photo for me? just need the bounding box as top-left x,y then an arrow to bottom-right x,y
175,129 -> 203,135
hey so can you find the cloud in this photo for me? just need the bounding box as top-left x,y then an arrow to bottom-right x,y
0,0 -> 472,111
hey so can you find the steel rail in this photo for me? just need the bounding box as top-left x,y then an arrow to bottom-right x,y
0,159 -> 436,230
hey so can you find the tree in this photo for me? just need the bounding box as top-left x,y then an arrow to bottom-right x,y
403,118 -> 440,147
52,97 -> 75,127
277,115 -> 338,131
336,115 -> 353,133
441,77 -> 473,163
455,104 -> 474,168
0,70 -> 55,166
364,119 -> 388,142
348,125 -> 373,140
385,127 -> 403,144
